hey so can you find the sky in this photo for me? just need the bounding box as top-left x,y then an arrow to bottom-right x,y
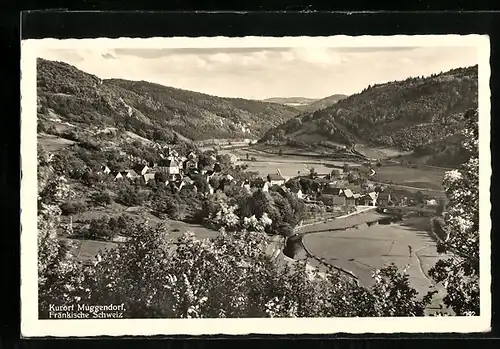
38,46 -> 478,100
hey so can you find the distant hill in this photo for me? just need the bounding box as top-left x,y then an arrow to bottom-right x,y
260,66 -> 478,165
297,94 -> 349,113
37,58 -> 299,142
263,94 -> 348,112
263,97 -> 319,108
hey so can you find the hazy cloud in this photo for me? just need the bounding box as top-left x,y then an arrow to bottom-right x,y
102,53 -> 117,59
38,45 -> 478,100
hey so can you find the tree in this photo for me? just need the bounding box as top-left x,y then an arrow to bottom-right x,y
117,183 -> 146,206
198,153 -> 215,169
428,108 -> 479,316
93,191 -> 113,207
414,191 -> 425,204
330,169 -> 341,179
43,222 -> 430,319
172,133 -> 179,144
343,163 -> 351,173
285,179 -> 300,193
60,200 -> 87,215
38,155 -> 82,314
309,167 -> 317,178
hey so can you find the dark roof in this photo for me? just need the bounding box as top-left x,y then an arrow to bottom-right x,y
378,192 -> 391,200
322,187 -> 343,196
268,173 -> 285,181
250,179 -> 266,188
159,159 -> 179,167
363,192 -> 378,201
121,170 -> 139,177
133,163 -> 148,171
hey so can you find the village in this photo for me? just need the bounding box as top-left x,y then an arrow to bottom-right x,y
89,142 -> 440,216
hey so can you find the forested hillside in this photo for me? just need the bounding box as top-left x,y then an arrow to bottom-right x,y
37,58 -> 298,142
260,66 -> 478,156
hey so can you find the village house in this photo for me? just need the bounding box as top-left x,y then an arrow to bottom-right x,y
142,173 -> 156,184
110,171 -> 123,181
377,192 -> 392,206
241,179 -> 252,193
353,193 -> 362,205
121,169 -> 140,180
390,194 -> 408,207
157,159 -> 181,180
221,173 -> 235,184
343,189 -> 355,206
320,187 -> 346,206
164,146 -> 179,160
227,153 -> 239,165
425,199 -> 438,207
360,192 -> 378,206
278,185 -> 291,196
329,180 -> 349,188
183,158 -> 198,174
133,163 -> 149,176
267,173 -> 286,186
99,165 -> 111,175
290,187 -> 304,199
178,182 -> 198,193
251,178 -> 270,192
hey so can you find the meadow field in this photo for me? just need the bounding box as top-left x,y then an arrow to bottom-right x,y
373,164 -> 447,191
228,148 -> 362,178
301,216 -> 448,313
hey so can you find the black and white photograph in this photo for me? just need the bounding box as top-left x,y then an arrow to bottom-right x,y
21,35 -> 491,336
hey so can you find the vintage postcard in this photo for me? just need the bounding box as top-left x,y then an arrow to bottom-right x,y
21,35 -> 491,336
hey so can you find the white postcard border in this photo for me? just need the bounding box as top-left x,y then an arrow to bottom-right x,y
21,35 -> 491,337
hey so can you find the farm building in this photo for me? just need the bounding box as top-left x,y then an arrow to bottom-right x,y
267,173 -> 286,186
